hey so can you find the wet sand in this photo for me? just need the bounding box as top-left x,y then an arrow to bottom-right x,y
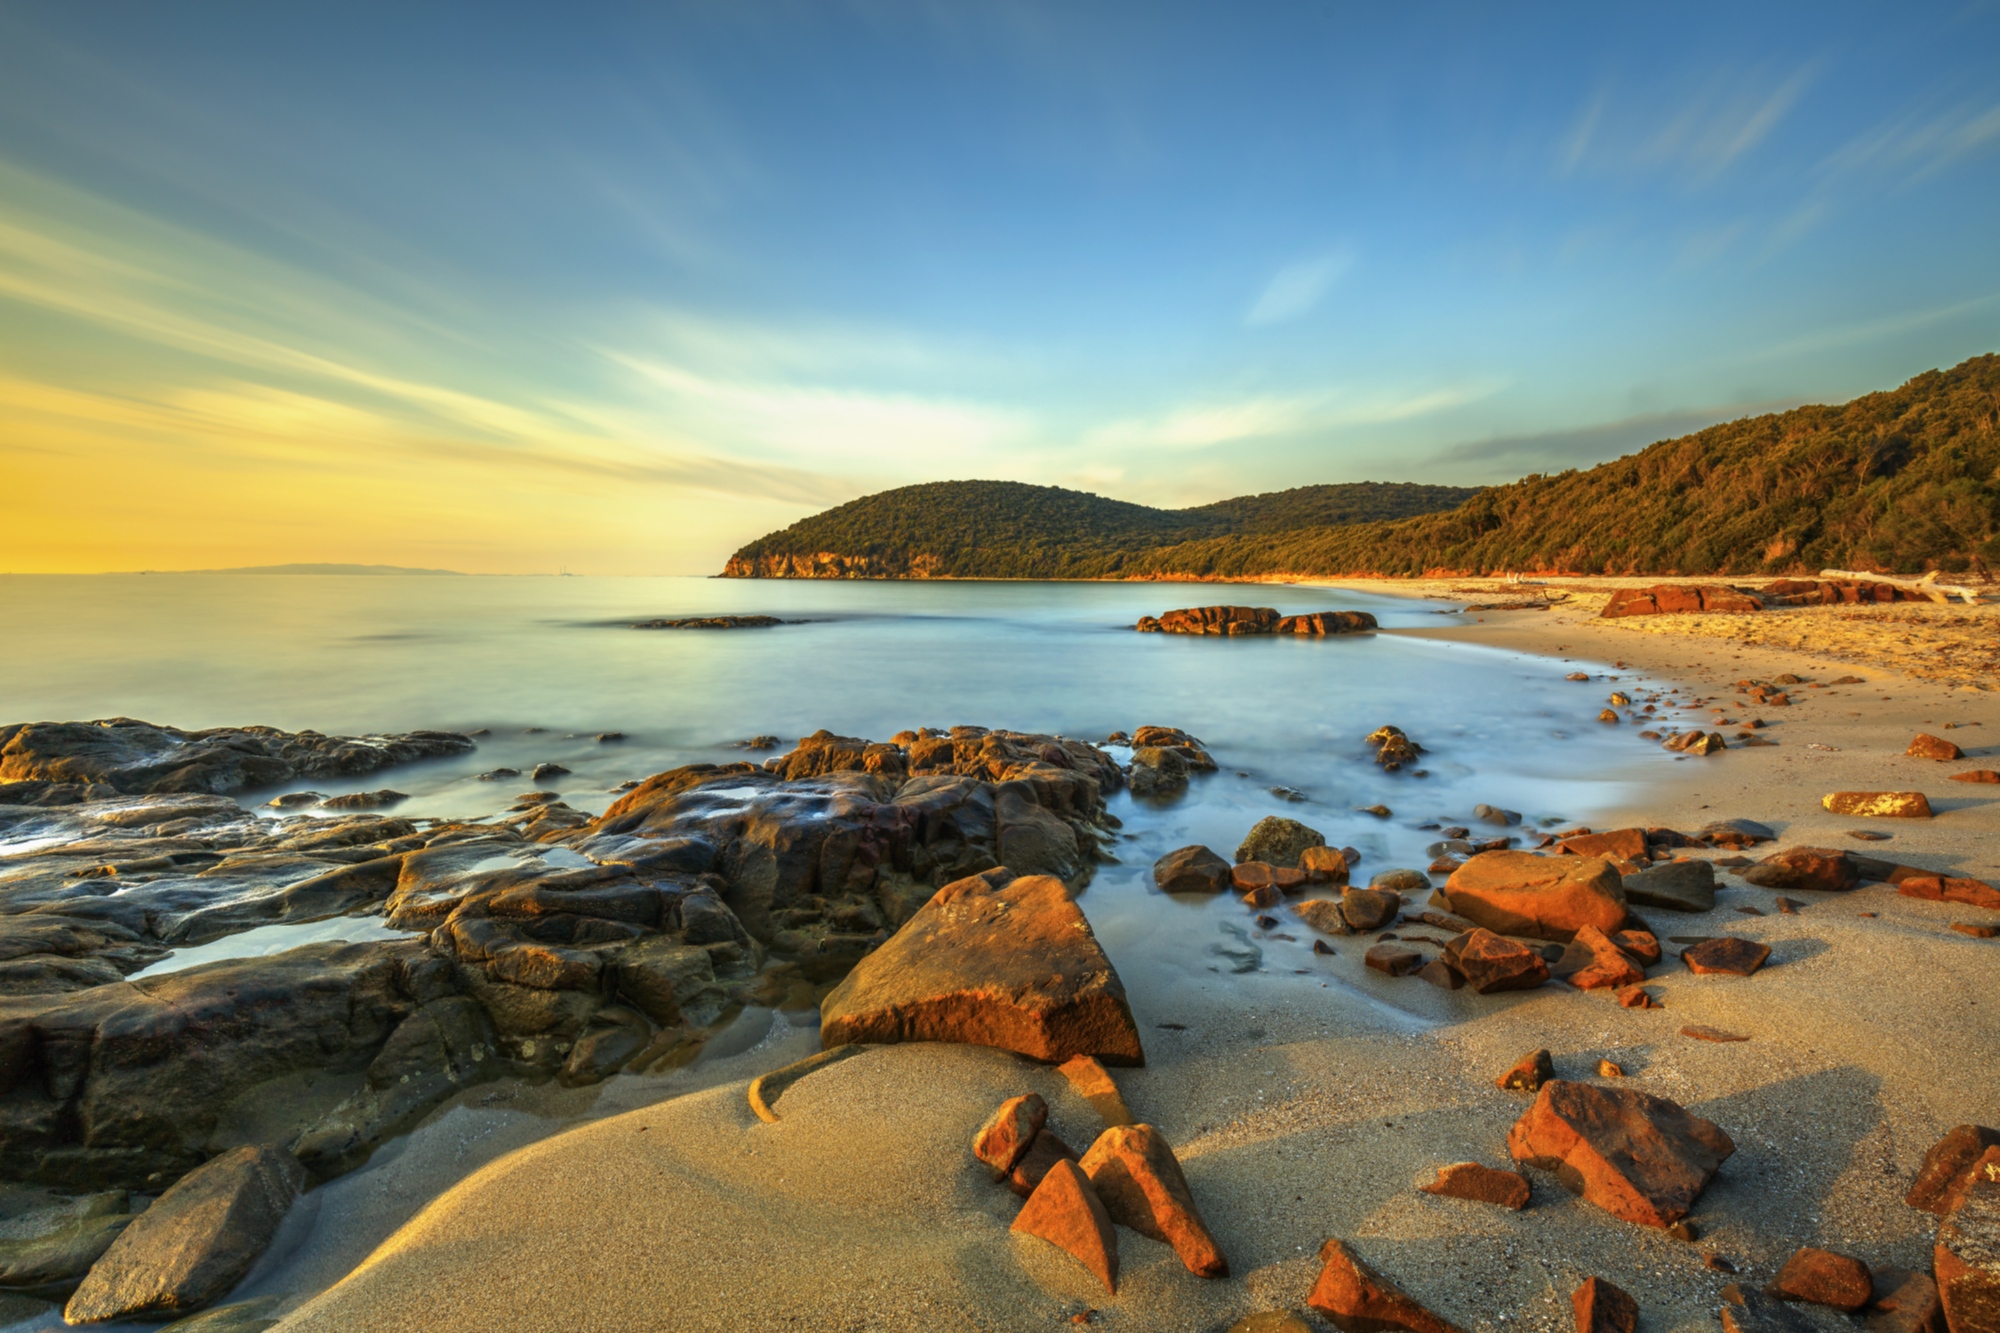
274,583 -> 2000,1333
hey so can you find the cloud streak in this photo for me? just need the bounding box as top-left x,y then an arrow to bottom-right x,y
1244,251 -> 1353,326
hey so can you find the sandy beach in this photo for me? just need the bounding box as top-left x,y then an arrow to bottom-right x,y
273,583 -> 2000,1333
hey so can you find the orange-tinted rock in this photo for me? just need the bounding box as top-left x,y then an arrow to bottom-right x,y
1681,937 -> 1771,976
1078,1123 -> 1226,1278
1953,770 -> 2000,784
1498,1048 -> 1554,1092
1295,898 -> 1353,936
1058,1054 -> 1134,1127
1742,848 -> 1859,893
1442,852 -> 1628,942
1233,861 -> 1278,891
1506,1079 -> 1734,1228
1553,924 -> 1645,991
820,871 -> 1145,1065
1612,930 -> 1662,965
1936,1176 -> 2000,1333
1153,845 -> 1232,893
1419,1161 -> 1529,1209
1365,943 -> 1423,977
1953,923 -> 2000,939
1573,1276 -> 1639,1333
1868,1269 -> 1946,1333
1616,984 -> 1659,1009
1007,1129 -> 1079,1198
1899,876 -> 2000,911
1907,1125 -> 2000,1214
1300,845 -> 1352,885
1602,585 -> 1764,618
1823,791 -> 1933,819
1342,888 -> 1403,931
1765,1246 -> 1871,1311
1308,1238 -> 1465,1333
1559,828 -> 1648,862
1681,1024 -> 1749,1042
1276,611 -> 1380,635
1241,883 -> 1283,909
1909,734 -> 1966,761
1012,1158 -> 1118,1294
974,1093 -> 1048,1179
1442,928 -> 1550,993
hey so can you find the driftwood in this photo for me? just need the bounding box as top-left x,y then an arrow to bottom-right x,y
1818,569 -> 1982,605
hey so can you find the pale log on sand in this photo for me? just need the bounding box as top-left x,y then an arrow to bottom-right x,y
1817,569 -> 1983,604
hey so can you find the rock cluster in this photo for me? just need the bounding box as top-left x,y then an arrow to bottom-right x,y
1134,606 -> 1378,635
1600,585 -> 1765,618
630,614 -> 786,629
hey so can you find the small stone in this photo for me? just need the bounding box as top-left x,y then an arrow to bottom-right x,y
1765,1246 -> 1872,1312
1615,984 -> 1659,1009
1359,804 -> 1392,818
1058,1055 -> 1134,1128
1419,1161 -> 1529,1209
1370,868 -> 1432,893
1951,770 -> 2000,784
596,731 -> 625,742
1775,897 -> 1800,914
1682,937 -> 1771,977
1681,1024 -> 1750,1042
1011,1158 -> 1118,1295
973,1093 -> 1047,1179
1365,944 -> 1423,977
1909,733 -> 1966,761
1473,803 -> 1522,825
1313,940 -> 1337,956
1597,1059 -> 1624,1078
1497,1048 -> 1555,1092
1822,791 -> 1933,819
1612,929 -> 1661,964
1572,1276 -> 1639,1333
1006,1129 -> 1080,1199
1240,884 -> 1283,909
1906,1124 -> 2000,1214
1566,671 -> 1590,681
1308,1238 -> 1465,1333
1342,888 -> 1403,931
1953,923 -> 2000,939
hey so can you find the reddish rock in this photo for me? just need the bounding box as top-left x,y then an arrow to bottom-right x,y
1442,928 -> 1550,993
1295,899 -> 1353,936
1601,585 -> 1764,618
1953,770 -> 2000,784
1559,828 -> 1648,862
1153,845 -> 1232,893
1506,1079 -> 1734,1228
1241,884 -> 1283,909
1954,923 -> 2000,939
1867,1269 -> 1946,1333
1497,1048 -> 1555,1092
1907,1125 -> 2000,1214
1418,959 -> 1464,990
1936,1176 -> 2000,1333
1765,1246 -> 1872,1311
1308,1238 -> 1465,1333
1612,930 -> 1662,965
1681,937 -> 1772,977
1058,1054 -> 1134,1127
1823,791 -> 1934,819
820,871 -> 1145,1065
1420,1161 -> 1529,1209
1702,819 -> 1777,848
1012,1158 -> 1119,1294
1899,876 -> 2000,911
1007,1129 -> 1080,1198
1342,888 -> 1404,931
1573,1276 -> 1639,1333
1553,924 -> 1645,991
1233,862 -> 1280,891
1742,848 -> 1859,893
1909,734 -> 1966,761
1442,852 -> 1629,942
1300,845 -> 1352,884
1277,611 -> 1379,635
1616,985 -> 1659,1009
1681,1025 -> 1749,1042
1365,943 -> 1423,977
974,1093 -> 1048,1178
1078,1123 -> 1226,1278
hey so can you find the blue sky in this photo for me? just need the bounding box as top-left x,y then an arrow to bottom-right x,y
2,1 -> 1996,572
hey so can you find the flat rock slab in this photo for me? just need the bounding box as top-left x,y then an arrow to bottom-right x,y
1078,1123 -> 1226,1278
1011,1158 -> 1117,1295
65,1145 -> 304,1324
1622,859 -> 1717,912
1507,1080 -> 1734,1228
1419,1162 -> 1529,1209
1900,876 -> 2000,911
1308,1238 -> 1464,1333
1682,937 -> 1772,976
1766,1246 -> 1872,1311
1823,791 -> 1933,818
1743,848 -> 1860,892
1442,852 -> 1627,942
819,870 -> 1144,1066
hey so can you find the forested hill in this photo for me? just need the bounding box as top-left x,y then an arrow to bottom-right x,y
720,480 -> 1476,579
720,354 -> 2000,580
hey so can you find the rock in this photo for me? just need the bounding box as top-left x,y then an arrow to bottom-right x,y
1235,817 -> 1326,868
1766,1247 -> 1872,1311
1601,584 -> 1764,617
1907,1125 -> 2000,1214
1573,1277 -> 1639,1333
1276,611 -> 1379,635
1058,1055 -> 1134,1128
1473,804 -> 1520,826
1910,734 -> 1966,761
1701,819 -> 1777,848
1299,845 -> 1351,884
1078,1124 -> 1225,1278
1551,925 -> 1644,991
1566,671 -> 1590,680
1153,846 -> 1231,893
1308,1238 -> 1464,1333
1598,709 -> 1620,723
1937,1176 -> 2000,1333
1898,876 -> 2000,911
1506,1080 -> 1734,1228
529,762 -> 568,782
1341,889 -> 1403,931
1866,1269 -> 1946,1333
64,1145 -> 304,1324
1612,929 -> 1661,965
1953,771 -> 2000,784
0,1204 -> 134,1293
1441,852 -> 1628,942
1367,726 -> 1425,772
1742,847 -> 1860,893
1721,1284 -> 1819,1333
1952,924 -> 2000,938
1558,829 -> 1647,862
1295,899 -> 1353,936
1369,869 -> 1430,894
631,614 -> 786,629
1665,730 -> 1728,755
1240,883 -> 1282,909
1497,1049 -> 1555,1092
1128,746 -> 1190,798
1419,1162 -> 1529,1209
819,871 -> 1144,1066
1365,944 -> 1423,977
1681,1025 -> 1749,1042
974,1093 -> 1049,1179
1006,1129 -> 1080,1199
1823,791 -> 1933,818
1681,937 -> 1771,976
1616,985 -> 1659,1009
1622,859 -> 1718,912
1442,929 -> 1549,994
747,1044 -> 872,1123
1011,1158 -> 1118,1295
1418,959 -> 1463,989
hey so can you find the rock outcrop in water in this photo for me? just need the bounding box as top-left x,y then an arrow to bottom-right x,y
1134,606 -> 1378,635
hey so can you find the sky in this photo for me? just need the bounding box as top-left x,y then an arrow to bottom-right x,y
2,1 -> 1997,575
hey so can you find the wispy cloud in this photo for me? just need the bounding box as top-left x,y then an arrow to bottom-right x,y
1559,65 -> 1816,183
1821,100 -> 2000,185
1087,379 -> 1504,451
1244,251 -> 1353,326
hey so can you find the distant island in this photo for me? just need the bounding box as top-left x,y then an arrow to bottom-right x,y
722,354 -> 1999,580
139,563 -> 467,576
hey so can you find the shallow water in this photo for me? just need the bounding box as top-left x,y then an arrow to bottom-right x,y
128,916 -> 421,981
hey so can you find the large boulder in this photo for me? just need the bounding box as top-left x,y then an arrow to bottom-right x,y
64,1145 -> 304,1323
0,719 -> 473,796
1441,852 -> 1627,942
819,871 -> 1144,1066
1235,817 -> 1326,869
1936,1177 -> 2000,1333
1507,1080 -> 1733,1228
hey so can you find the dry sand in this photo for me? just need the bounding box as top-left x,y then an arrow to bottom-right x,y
273,581 -> 2000,1333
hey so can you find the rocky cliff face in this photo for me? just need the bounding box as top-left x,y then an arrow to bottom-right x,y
721,552 -> 945,579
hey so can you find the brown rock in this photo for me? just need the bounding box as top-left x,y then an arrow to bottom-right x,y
1506,1079 -> 1734,1228
1078,1123 -> 1226,1278
1681,1025 -> 1749,1042
1241,884 -> 1283,909
1300,845 -> 1352,885
1342,888 -> 1403,931
1232,861 -> 1278,891
1295,899 -> 1353,936
1823,791 -> 1934,819
1442,852 -> 1628,942
1573,1276 -> 1639,1333
1612,929 -> 1662,964
1899,876 -> 2000,911
1682,937 -> 1772,976
1954,923 -> 2000,939
1440,927 -> 1554,996
1907,1125 -> 2000,1214
1616,985 -> 1659,1009
1011,1158 -> 1118,1295
1365,944 -> 1423,977
1058,1055 -> 1134,1127
1416,959 -> 1463,989
1952,770 -> 2000,784
1419,1161 -> 1529,1209
1765,1246 -> 1872,1312
819,871 -> 1145,1065
1742,847 -> 1860,892
1553,924 -> 1644,991
1721,1284 -> 1818,1333
1006,1129 -> 1080,1198
1601,584 -> 1764,618
974,1093 -> 1049,1179
1909,734 -> 1966,761
1936,1176 -> 2000,1333
1597,1059 -> 1624,1078
1308,1238 -> 1465,1333
1559,828 -> 1648,862
1497,1048 -> 1555,1092
1153,845 -> 1232,893
1867,1269 -> 1946,1333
